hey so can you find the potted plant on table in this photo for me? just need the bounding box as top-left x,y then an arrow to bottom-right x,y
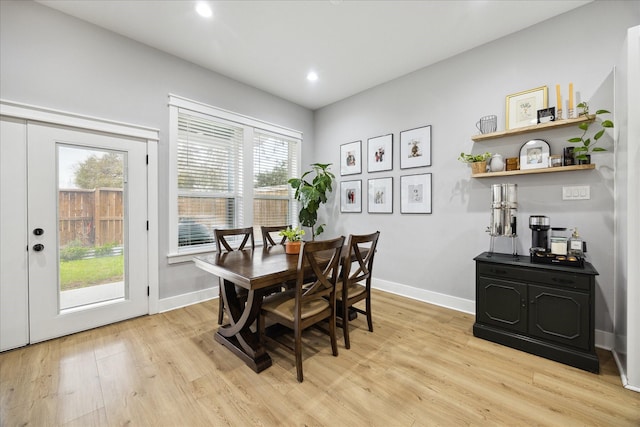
458,152 -> 492,174
288,163 -> 335,240
278,226 -> 305,254
568,102 -> 614,165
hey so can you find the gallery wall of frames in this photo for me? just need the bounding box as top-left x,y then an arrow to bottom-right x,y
339,125 -> 432,215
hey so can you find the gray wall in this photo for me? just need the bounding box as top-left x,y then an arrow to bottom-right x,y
313,1 -> 639,334
0,0 -> 314,299
2,1 -> 638,336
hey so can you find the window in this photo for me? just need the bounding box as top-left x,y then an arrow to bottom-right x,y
253,131 -> 298,237
168,95 -> 301,261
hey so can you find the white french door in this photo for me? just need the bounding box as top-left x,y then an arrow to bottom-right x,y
27,122 -> 148,343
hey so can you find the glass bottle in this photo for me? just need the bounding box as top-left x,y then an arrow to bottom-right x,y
568,228 -> 584,257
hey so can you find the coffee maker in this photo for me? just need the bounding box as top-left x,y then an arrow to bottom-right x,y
529,215 -> 550,253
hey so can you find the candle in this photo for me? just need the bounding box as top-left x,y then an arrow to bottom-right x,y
556,85 -> 562,109
569,83 -> 574,110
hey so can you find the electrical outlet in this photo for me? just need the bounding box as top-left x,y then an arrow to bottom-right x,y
562,185 -> 590,200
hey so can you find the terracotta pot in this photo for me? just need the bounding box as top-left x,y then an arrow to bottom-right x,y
471,161 -> 487,174
285,241 -> 301,255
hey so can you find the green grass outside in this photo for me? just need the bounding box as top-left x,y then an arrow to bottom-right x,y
60,255 -> 124,291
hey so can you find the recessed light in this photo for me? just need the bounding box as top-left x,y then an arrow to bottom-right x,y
307,71 -> 319,82
196,2 -> 213,18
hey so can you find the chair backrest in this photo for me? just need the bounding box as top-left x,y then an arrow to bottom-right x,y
214,227 -> 255,252
295,236 -> 346,314
261,225 -> 291,247
342,231 -> 380,289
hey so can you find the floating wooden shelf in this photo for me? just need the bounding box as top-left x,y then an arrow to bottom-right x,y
471,164 -> 595,178
471,115 -> 594,142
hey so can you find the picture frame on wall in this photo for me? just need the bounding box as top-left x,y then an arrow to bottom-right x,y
340,180 -> 362,213
368,177 -> 393,214
519,139 -> 550,170
340,140 -> 362,176
400,125 -> 431,169
367,134 -> 393,173
505,86 -> 548,129
400,173 -> 432,214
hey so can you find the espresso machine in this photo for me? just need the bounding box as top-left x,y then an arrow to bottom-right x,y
488,183 -> 518,256
529,215 -> 550,253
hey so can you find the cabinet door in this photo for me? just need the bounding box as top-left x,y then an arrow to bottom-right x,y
528,284 -> 590,350
477,277 -> 527,333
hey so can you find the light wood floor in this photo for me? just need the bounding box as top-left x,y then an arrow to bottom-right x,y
1,289 -> 638,426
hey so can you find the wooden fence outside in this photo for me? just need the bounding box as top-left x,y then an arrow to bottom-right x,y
58,187 -> 292,247
59,188 -> 123,247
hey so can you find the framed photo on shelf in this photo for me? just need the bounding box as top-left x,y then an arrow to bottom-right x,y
506,86 -> 548,129
340,140 -> 362,176
519,139 -> 550,170
400,125 -> 431,169
537,107 -> 556,124
400,173 -> 432,214
367,134 -> 393,172
340,180 -> 362,213
368,177 -> 393,214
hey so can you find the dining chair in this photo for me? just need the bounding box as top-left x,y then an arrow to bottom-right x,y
214,227 -> 255,325
260,225 -> 291,247
337,231 -> 380,349
258,235 -> 345,382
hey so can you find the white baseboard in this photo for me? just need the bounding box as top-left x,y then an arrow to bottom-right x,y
595,329 -> 615,350
158,287 -> 217,313
373,278 -> 475,314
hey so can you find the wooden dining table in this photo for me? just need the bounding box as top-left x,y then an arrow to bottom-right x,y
194,244 -> 353,373
193,245 -> 366,372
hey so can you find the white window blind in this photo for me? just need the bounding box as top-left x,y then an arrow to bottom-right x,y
253,131 -> 299,236
177,112 -> 243,248
168,94 -> 302,260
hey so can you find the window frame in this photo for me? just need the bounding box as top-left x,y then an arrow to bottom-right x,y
167,95 -> 301,263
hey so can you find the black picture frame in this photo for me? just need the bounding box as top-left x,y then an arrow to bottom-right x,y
400,173 -> 432,214
367,134 -> 393,173
400,125 -> 431,169
367,177 -> 393,214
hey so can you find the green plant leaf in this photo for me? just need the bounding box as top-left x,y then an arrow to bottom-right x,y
574,146 -> 588,152
592,147 -> 607,152
595,109 -> 611,115
567,137 -> 583,143
578,123 -> 590,131
593,129 -> 605,141
602,120 -> 614,128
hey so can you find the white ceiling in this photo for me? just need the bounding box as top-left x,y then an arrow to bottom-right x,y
37,0 -> 591,110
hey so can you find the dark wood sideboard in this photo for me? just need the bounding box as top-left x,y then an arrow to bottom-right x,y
473,252 -> 599,373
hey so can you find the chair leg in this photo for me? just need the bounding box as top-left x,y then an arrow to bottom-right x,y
330,310 -> 339,357
366,296 -> 373,332
295,326 -> 303,382
217,285 -> 224,325
342,301 -> 351,350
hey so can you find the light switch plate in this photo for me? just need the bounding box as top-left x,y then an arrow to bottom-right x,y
562,185 -> 590,200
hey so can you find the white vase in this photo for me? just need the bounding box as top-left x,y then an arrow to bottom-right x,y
490,154 -> 505,172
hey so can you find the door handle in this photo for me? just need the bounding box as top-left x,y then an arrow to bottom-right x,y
33,228 -> 44,236
33,244 -> 44,252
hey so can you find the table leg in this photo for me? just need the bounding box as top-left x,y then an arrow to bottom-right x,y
215,279 -> 272,372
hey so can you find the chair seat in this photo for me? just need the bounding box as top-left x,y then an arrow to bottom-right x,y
336,281 -> 366,301
262,290 -> 331,322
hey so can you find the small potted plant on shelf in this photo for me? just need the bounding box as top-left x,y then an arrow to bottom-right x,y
278,226 -> 305,254
568,101 -> 614,164
458,152 -> 492,174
